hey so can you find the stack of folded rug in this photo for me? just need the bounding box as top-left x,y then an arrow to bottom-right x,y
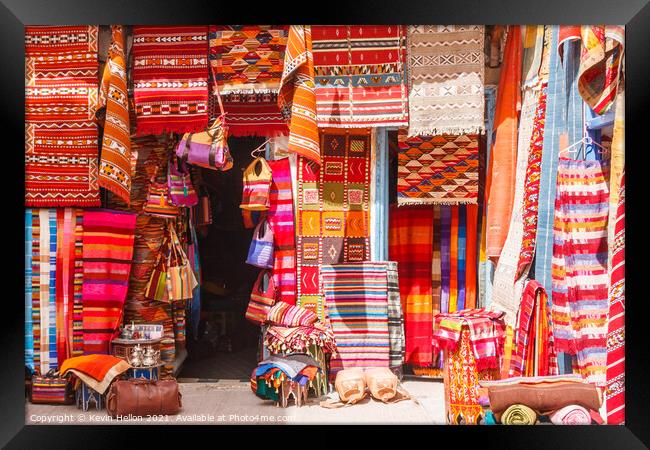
60,355 -> 131,395
251,353 -> 320,402
480,374 -> 603,425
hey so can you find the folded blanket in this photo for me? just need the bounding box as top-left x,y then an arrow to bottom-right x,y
485,377 -> 602,414
60,354 -> 130,394
500,404 -> 537,425
549,405 -> 591,425
267,301 -> 318,327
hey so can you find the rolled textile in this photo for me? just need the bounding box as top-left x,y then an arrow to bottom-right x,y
549,405 -> 591,425
485,378 -> 602,414
499,404 -> 537,425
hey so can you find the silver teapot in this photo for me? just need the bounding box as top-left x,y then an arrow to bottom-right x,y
128,344 -> 145,367
142,347 -> 160,367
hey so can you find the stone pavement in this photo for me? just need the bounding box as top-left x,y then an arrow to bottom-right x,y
26,379 -> 446,425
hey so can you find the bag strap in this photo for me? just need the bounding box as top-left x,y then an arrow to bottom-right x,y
181,133 -> 193,164
208,43 -> 226,118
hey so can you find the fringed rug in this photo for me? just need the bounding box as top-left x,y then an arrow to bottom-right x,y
132,26 -> 209,135
397,133 -> 479,206
296,129 -> 372,320
312,25 -> 408,128
406,25 -> 484,137
82,209 -> 137,355
267,158 -> 297,304
386,261 -> 405,369
322,262 -> 390,378
25,26 -> 100,207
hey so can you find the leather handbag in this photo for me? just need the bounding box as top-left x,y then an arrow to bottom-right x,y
245,270 -> 276,324
106,378 -> 182,418
30,369 -> 75,405
245,218 -> 274,269
168,157 -> 198,207
143,168 -> 181,219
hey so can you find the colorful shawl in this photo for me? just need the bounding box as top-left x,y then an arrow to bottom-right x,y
465,205 -> 478,309
312,25 -> 408,128
388,205 -> 433,367
82,209 -> 137,355
278,26 -> 320,164
433,308 -> 506,371
449,207 -> 459,312
406,25 -> 485,137
605,172 -> 624,424
607,85 -> 625,265
25,26 -> 100,207
440,206 -> 451,314
296,129 -> 372,320
322,262 -> 390,377
60,354 -> 130,394
208,26 -> 289,137
98,26 -> 132,205
510,280 -> 559,377
132,26 -> 209,135
431,206 -> 442,316
552,158 -> 609,386
485,25 -> 522,257
267,158 -> 297,304
397,133 -> 479,206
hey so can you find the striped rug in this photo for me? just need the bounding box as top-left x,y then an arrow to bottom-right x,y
322,262 -> 391,378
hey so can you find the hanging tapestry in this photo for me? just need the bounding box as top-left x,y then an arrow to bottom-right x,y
509,280 -> 559,378
208,26 -> 289,137
132,26 -> 209,135
552,158 -> 609,386
485,25 -> 522,258
605,172 -> 625,425
406,25 -> 484,137
465,205 -> 478,309
82,209 -> 137,355
397,133 -> 479,206
98,26 -> 132,205
25,210 -> 34,370
296,129 -> 371,320
278,25 -> 320,164
322,262 -> 390,378
388,205 -> 433,367
267,158 -> 297,304
449,207 -> 459,312
312,25 -> 408,128
25,26 -> 100,207
431,206 -> 442,317
608,85 -> 625,264
386,261 -> 405,369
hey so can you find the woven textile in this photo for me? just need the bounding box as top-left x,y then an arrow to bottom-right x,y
264,323 -> 337,355
485,26 -> 522,257
82,209 -> 137,355
208,26 -> 289,137
132,26 -> 209,135
552,158 -> 609,386
296,129 -> 371,320
406,25 -> 484,137
432,206 -> 442,316
465,205 -> 478,309
267,158 -> 297,304
388,205 -> 433,367
605,173 -> 624,424
98,26 -> 132,205
322,263 -> 390,377
312,25 -> 408,128
397,133 -> 479,206
386,261 -> 405,368
25,210 -> 34,370
549,405 -> 591,425
25,26 -> 100,207
509,280 -> 559,377
267,302 -> 318,327
433,308 -> 506,371
278,25 -> 320,164
60,354 -> 130,394
440,207 -> 451,314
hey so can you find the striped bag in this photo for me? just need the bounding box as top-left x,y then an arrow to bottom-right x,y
240,157 -> 273,211
266,301 -> 318,327
30,370 -> 74,404
143,171 -> 181,219
246,218 -> 274,269
168,157 -> 198,207
245,270 -> 276,324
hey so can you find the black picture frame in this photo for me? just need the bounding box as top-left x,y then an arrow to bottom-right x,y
1,0 -> 648,447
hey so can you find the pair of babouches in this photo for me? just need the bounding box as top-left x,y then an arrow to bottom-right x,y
320,368 -> 413,408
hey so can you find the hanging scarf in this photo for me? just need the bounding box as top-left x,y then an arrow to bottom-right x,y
278,26 -> 320,165
465,205 -> 478,309
485,26 -> 522,258
98,25 -> 132,205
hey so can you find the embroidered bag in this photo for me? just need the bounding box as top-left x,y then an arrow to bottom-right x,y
246,218 -> 274,269
240,157 -> 273,210
143,168 -> 181,219
168,156 -> 198,207
245,270 -> 276,324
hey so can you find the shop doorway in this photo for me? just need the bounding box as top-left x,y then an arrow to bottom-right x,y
179,136 -> 266,382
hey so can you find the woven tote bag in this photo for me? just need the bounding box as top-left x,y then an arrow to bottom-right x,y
246,218 -> 274,269
245,270 -> 276,324
240,157 -> 273,211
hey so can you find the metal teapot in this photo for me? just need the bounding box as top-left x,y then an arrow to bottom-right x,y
129,344 -> 145,367
142,347 -> 160,367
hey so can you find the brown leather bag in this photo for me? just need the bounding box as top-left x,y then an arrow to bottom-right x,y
106,378 -> 182,418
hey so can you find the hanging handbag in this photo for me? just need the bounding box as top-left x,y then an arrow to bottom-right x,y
175,66 -> 233,171
166,225 -> 198,301
143,167 -> 181,219
30,369 -> 75,405
168,156 -> 198,207
240,157 -> 273,211
245,270 -> 276,325
246,218 -> 274,269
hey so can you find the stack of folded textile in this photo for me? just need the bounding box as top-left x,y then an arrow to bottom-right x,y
251,354 -> 321,403
480,374 -> 603,425
60,354 -> 131,395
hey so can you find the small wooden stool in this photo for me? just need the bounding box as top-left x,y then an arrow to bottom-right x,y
76,381 -> 103,411
278,380 -> 309,408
